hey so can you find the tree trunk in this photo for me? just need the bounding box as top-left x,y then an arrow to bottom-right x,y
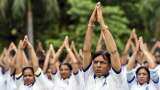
27,0 -> 34,45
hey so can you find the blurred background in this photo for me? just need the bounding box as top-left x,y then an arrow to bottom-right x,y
0,0 -> 160,52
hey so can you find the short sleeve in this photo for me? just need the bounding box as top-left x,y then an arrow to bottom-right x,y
150,68 -> 159,84
36,68 -> 54,89
126,69 -> 136,85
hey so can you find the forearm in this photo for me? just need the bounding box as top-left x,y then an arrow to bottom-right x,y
71,42 -> 81,62
55,44 -> 64,58
123,38 -> 131,55
29,48 -> 39,71
83,25 -> 94,70
151,45 -> 156,54
66,48 -> 77,63
127,51 -> 137,71
43,51 -> 50,73
96,32 -> 103,51
15,49 -> 23,74
101,25 -> 121,71
143,51 -> 156,68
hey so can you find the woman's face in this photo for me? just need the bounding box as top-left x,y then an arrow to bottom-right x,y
59,65 -> 71,80
46,68 -> 52,80
155,52 -> 160,64
137,68 -> 149,85
23,68 -> 35,86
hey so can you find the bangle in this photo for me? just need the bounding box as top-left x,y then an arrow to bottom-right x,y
67,48 -> 71,51
88,24 -> 95,27
110,50 -> 117,54
101,25 -> 109,29
35,68 -> 41,76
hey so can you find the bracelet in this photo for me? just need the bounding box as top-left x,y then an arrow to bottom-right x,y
101,25 -> 109,29
88,24 -> 95,27
110,50 -> 117,54
35,68 -> 41,76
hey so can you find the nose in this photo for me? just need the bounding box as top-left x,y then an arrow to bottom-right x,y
139,74 -> 144,78
25,76 -> 29,78
97,62 -> 101,67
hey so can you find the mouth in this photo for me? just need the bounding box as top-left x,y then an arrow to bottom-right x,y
95,69 -> 102,74
24,80 -> 33,86
138,78 -> 146,83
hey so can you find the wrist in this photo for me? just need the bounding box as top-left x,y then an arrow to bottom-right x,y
67,48 -> 71,51
101,25 -> 108,29
88,24 -> 95,27
28,46 -> 33,50
110,50 -> 117,54
20,48 -> 24,50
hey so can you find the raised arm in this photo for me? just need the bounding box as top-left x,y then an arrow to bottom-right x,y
53,41 -> 65,62
83,5 -> 97,70
70,41 -> 82,64
123,30 -> 135,55
23,36 -> 39,72
139,37 -> 157,69
15,40 -> 26,75
64,36 -> 80,73
127,42 -> 139,71
96,32 -> 103,52
64,36 -> 78,63
7,42 -> 17,74
1,49 -> 10,71
43,47 -> 51,73
151,41 -> 160,54
97,3 -> 121,72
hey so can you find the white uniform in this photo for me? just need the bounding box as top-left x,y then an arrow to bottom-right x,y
127,67 -> 160,90
84,65 -> 126,90
156,65 -> 160,90
16,68 -> 54,90
53,71 -> 84,90
130,82 -> 158,90
0,68 -> 17,90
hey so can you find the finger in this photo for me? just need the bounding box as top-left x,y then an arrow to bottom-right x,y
96,2 -> 101,6
64,36 -> 70,47
24,35 -> 29,41
18,40 -> 23,48
132,29 -> 135,33
50,44 -> 54,50
65,36 -> 69,42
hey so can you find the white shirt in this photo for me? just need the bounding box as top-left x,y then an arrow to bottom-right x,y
53,71 -> 84,90
156,65 -> 160,90
130,82 -> 158,90
127,68 -> 160,90
84,65 -> 126,90
0,68 -> 17,90
16,68 -> 54,90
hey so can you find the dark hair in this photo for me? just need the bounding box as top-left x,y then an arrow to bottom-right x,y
136,66 -> 150,84
59,63 -> 72,71
22,67 -> 34,75
155,48 -> 160,53
92,50 -> 111,64
10,50 -> 16,57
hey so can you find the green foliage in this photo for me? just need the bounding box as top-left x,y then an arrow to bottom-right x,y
67,0 -> 130,51
12,0 -> 26,18
0,0 -> 7,17
0,0 -> 160,53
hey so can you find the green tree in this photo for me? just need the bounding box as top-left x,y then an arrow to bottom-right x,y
0,0 -> 59,45
67,0 -> 130,51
